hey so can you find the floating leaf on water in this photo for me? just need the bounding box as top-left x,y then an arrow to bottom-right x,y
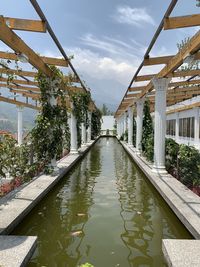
70,230 -> 83,237
110,251 -> 115,255
77,213 -> 86,217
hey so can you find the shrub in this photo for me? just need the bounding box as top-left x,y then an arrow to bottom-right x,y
165,138 -> 179,173
178,145 -> 200,187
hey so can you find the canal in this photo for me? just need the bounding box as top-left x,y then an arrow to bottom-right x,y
12,138 -> 192,267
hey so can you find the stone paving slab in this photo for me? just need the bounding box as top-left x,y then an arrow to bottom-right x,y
0,140 -> 97,235
162,239 -> 200,267
120,141 -> 200,239
0,235 -> 37,267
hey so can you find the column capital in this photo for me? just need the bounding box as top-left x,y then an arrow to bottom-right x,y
136,98 -> 145,107
16,105 -> 24,111
152,77 -> 171,91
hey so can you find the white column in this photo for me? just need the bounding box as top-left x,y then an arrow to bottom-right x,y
81,122 -> 87,146
123,113 -> 127,134
17,106 -> 23,145
136,99 -> 144,153
175,112 -> 179,142
87,112 -> 92,143
194,107 -> 200,148
128,106 -> 133,146
116,118 -> 120,138
152,77 -> 171,173
120,115 -> 124,136
70,106 -> 78,154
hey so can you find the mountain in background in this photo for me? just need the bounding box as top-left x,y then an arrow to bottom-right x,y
0,102 -> 37,133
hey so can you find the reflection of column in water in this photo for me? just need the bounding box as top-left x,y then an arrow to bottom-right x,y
114,146 -> 154,266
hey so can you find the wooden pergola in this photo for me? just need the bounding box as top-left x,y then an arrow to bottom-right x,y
0,0 -> 96,111
115,0 -> 200,117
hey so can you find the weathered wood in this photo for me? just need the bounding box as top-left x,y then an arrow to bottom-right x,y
0,51 -> 69,67
139,30 -> 200,97
4,17 -> 46,32
0,16 -> 52,76
0,68 -> 36,77
0,83 -> 40,92
164,14 -> 200,30
0,77 -> 38,86
143,55 -> 174,66
0,95 -> 39,110
167,101 -> 200,114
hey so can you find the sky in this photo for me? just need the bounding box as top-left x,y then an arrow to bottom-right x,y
0,0 -> 200,111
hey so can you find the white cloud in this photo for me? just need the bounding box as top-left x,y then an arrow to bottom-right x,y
80,33 -> 145,60
113,6 -> 155,27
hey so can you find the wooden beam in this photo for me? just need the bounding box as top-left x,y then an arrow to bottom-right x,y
0,51 -> 69,67
125,93 -> 140,98
164,14 -> 200,30
0,83 -> 40,92
9,89 -> 40,100
129,86 -> 145,92
135,74 -> 154,82
143,55 -> 173,66
4,17 -> 46,33
0,67 -> 36,77
0,95 -> 39,110
0,76 -> 38,86
0,16 -> 52,76
140,30 -> 200,97
167,102 -> 200,114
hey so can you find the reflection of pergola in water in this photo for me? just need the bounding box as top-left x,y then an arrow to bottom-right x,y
43,147 -> 101,266
114,146 -> 178,266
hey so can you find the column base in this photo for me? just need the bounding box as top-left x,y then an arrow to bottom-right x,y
70,149 -> 79,154
152,165 -> 167,174
136,149 -> 141,155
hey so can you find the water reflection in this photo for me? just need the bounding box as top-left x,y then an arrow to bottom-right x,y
114,141 -> 189,267
12,138 -> 191,267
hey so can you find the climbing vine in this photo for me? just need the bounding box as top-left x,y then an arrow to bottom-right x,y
69,91 -> 91,147
91,108 -> 102,139
31,66 -> 70,170
141,100 -> 154,160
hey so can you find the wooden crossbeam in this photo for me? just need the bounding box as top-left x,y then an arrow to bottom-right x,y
0,82 -> 40,92
143,55 -> 174,66
9,89 -> 40,100
167,102 -> 200,114
0,95 -> 39,110
135,69 -> 200,82
164,14 -> 200,30
0,51 -> 69,67
0,76 -> 38,86
4,17 -> 46,33
125,93 -> 140,98
0,67 -> 36,77
139,30 -> 200,98
0,16 -> 52,76
143,52 -> 200,66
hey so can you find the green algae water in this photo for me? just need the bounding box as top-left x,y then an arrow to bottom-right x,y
12,138 -> 192,267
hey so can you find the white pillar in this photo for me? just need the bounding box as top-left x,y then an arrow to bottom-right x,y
17,106 -> 23,145
136,99 -> 144,153
70,106 -> 78,154
123,113 -> 127,134
194,107 -> 200,148
152,77 -> 171,173
175,112 -> 179,142
81,122 -> 87,146
120,115 -> 124,136
87,112 -> 92,143
128,106 -> 133,146
116,118 -> 120,138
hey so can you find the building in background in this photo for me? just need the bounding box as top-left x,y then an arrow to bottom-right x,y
101,116 -> 115,136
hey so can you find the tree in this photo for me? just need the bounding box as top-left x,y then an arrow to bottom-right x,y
101,104 -> 113,115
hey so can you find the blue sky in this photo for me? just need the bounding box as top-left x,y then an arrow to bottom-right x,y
1,0 -> 200,110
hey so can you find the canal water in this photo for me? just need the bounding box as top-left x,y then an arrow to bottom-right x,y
12,138 -> 192,267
